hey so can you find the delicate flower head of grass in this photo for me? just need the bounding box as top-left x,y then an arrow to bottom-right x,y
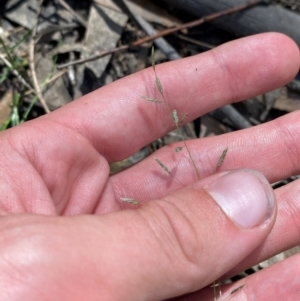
155,76 -> 164,95
180,113 -> 188,124
120,197 -> 140,205
154,156 -> 171,175
140,96 -> 162,103
172,109 -> 179,126
217,147 -> 228,167
222,284 -> 245,301
174,146 -> 183,152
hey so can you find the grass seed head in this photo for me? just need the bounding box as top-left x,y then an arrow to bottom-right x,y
154,157 -> 171,174
140,96 -> 162,103
180,113 -> 188,124
155,76 -> 164,95
174,146 -> 183,152
172,109 -> 179,126
120,197 -> 140,205
217,147 -> 228,167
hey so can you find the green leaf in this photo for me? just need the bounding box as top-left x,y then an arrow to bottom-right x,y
9,29 -> 33,52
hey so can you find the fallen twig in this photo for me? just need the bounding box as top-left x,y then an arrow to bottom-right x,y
29,0 -> 50,114
130,12 -> 181,61
57,0 -> 264,69
24,69 -> 67,96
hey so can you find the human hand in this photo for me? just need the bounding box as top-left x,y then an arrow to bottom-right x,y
0,33 -> 299,301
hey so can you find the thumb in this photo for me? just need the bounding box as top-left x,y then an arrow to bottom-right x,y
0,169 -> 276,301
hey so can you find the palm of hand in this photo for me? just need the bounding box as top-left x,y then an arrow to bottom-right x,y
0,33 -> 300,301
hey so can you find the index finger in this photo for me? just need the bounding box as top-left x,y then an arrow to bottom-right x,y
45,33 -> 299,162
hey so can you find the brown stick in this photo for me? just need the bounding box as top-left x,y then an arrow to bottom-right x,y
57,0 -> 263,69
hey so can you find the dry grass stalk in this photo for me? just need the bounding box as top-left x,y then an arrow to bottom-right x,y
29,0 -> 50,114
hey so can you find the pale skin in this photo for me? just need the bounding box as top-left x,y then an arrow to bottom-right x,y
0,32 -> 300,300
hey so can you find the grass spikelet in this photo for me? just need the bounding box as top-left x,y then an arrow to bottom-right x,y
151,46 -> 156,70
140,96 -> 162,103
174,146 -> 183,152
180,113 -> 188,124
143,46 -> 201,181
155,157 -> 171,175
223,284 -> 245,301
155,76 -> 164,95
120,197 -> 140,205
154,156 -> 185,185
151,46 -> 164,96
217,147 -> 228,167
172,109 -> 179,126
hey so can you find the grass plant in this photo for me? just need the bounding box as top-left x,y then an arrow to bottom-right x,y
0,31 -> 59,130
120,47 -> 239,300
147,46 -> 201,180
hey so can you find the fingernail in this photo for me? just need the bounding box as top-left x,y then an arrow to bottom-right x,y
205,169 -> 275,228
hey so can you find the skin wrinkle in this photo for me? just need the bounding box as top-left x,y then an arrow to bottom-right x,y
171,52 -> 227,114
172,148 -> 200,182
0,148 -> 19,210
43,114 -> 103,162
274,114 -> 300,174
171,65 -> 189,100
192,255 -> 300,300
158,189 -> 225,281
0,143 -> 44,213
144,190 -> 236,292
247,257 -> 300,300
141,202 -> 179,265
34,124 -> 104,214
209,49 -> 238,105
167,62 -> 204,116
63,159 -> 108,215
225,178 -> 300,277
110,178 -> 129,210
150,198 -> 200,267
138,199 -> 204,294
98,98 -> 137,161
2,130 -> 33,177
281,187 -> 300,244
17,124 -> 51,165
111,174 -> 150,211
